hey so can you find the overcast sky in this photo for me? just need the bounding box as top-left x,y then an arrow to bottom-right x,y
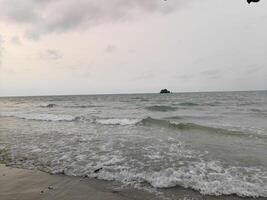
0,0 -> 266,96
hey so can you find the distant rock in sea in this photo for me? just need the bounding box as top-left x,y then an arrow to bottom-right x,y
160,89 -> 171,94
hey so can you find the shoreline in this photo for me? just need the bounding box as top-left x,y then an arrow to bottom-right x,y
0,164 -> 157,200
0,164 -> 266,200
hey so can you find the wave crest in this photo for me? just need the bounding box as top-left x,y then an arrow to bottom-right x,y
0,112 -> 81,122
138,117 -> 250,137
145,162 -> 267,197
95,118 -> 141,125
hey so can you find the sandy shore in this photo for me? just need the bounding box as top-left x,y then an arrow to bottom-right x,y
0,164 -> 157,200
1,164 -> 266,200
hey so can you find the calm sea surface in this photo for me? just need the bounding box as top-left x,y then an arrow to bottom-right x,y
0,91 -> 267,199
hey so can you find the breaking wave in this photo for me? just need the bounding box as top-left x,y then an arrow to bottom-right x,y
1,147 -> 266,197
0,112 -> 259,138
143,162 -> 267,197
0,112 -> 81,122
138,117 -> 259,138
94,162 -> 267,198
140,117 -> 221,131
95,118 -> 141,125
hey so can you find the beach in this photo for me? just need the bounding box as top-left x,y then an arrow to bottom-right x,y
0,164 -> 156,200
1,164 -> 266,200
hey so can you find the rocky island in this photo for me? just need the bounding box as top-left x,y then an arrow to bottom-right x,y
160,89 -> 171,94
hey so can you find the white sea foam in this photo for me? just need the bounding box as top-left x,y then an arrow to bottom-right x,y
0,112 -> 79,122
145,162 -> 267,197
95,118 -> 141,125
93,161 -> 267,198
2,127 -> 267,197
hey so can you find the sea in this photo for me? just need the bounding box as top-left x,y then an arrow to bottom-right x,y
0,91 -> 267,200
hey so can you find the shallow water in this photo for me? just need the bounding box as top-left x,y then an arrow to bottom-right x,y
0,91 -> 267,199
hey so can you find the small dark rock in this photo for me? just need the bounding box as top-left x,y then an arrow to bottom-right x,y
40,190 -> 44,194
82,174 -> 89,178
94,167 -> 103,174
48,186 -> 54,190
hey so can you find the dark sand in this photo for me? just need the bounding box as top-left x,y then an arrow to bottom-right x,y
0,164 -> 157,200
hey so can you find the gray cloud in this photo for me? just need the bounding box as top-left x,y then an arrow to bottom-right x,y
40,49 -> 63,60
0,0 -> 184,38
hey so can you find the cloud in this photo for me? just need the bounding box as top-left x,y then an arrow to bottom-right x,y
40,49 -> 63,60
0,0 -> 184,39
105,45 -> 116,53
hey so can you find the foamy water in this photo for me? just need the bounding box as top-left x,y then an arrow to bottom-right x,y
0,91 -> 267,199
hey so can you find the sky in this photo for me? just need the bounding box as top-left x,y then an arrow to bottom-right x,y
0,0 -> 266,96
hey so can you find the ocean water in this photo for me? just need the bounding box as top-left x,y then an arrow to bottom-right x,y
0,91 -> 267,199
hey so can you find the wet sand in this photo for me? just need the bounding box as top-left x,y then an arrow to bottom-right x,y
0,164 -> 157,200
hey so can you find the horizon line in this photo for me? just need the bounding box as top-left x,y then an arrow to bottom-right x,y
0,89 -> 266,98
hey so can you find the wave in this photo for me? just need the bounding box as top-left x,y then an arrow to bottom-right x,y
250,108 -> 267,117
95,162 -> 267,198
138,117 -> 254,138
202,102 -> 221,106
251,109 -> 261,112
139,117 -> 204,131
65,105 -> 103,108
94,116 -> 260,138
1,118 -> 266,198
2,150 -> 266,197
131,97 -> 149,102
39,104 -> 104,109
95,118 -> 141,125
0,112 -> 81,122
251,108 -> 267,113
145,105 -> 177,112
176,102 -> 222,107
144,162 -> 267,197
40,103 -> 57,108
178,102 -> 199,106
93,116 -> 252,137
